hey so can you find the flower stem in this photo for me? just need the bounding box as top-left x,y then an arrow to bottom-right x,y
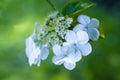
46,0 -> 57,11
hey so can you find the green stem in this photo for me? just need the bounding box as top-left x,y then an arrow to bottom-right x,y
46,0 -> 57,11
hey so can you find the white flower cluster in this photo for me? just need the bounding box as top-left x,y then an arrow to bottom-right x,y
25,12 -> 100,70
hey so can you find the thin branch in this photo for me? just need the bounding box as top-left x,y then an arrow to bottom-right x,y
46,0 -> 57,11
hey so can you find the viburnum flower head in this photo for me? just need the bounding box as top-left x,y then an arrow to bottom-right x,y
73,15 -> 100,41
25,11 -> 101,70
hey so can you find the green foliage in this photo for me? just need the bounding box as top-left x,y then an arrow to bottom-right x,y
62,0 -> 96,17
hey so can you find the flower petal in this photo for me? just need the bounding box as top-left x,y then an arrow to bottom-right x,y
40,47 -> 49,60
68,49 -> 82,62
64,60 -> 76,70
52,55 -> 65,65
25,36 -> 36,57
73,24 -> 85,32
28,47 -> 41,66
34,55 -> 41,66
76,30 -> 89,44
63,42 -> 71,46
61,46 -> 69,55
87,28 -> 100,41
78,15 -> 90,25
34,22 -> 40,34
74,49 -> 82,62
67,46 -> 75,54
53,44 -> 61,55
88,18 -> 99,28
77,43 -> 92,56
65,30 -> 78,43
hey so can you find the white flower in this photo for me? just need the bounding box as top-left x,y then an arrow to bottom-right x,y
25,36 -> 49,66
73,15 -> 100,41
64,30 -> 92,56
52,44 -> 82,70
52,30 -> 92,70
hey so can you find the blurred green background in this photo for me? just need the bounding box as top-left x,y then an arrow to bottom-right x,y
0,0 -> 120,80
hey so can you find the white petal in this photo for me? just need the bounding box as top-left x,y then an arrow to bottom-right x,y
61,46 -> 69,54
87,28 -> 100,41
25,36 -> 35,48
77,43 -> 92,56
52,55 -> 65,65
37,58 -> 41,66
63,42 -> 71,46
62,45 -> 77,61
40,47 -> 49,60
74,49 -> 82,62
28,47 -> 40,66
25,36 -> 36,57
25,48 -> 30,58
49,11 -> 58,18
78,15 -> 90,25
34,22 -> 40,34
64,60 -> 76,70
73,24 -> 85,32
67,46 -> 75,54
53,44 -> 61,55
34,55 -> 41,66
61,45 -> 75,56
76,30 -> 89,44
68,50 -> 81,62
88,18 -> 99,28
65,30 -> 78,44
37,60 -> 41,66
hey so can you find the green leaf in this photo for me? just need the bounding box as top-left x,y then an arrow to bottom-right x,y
98,26 -> 105,39
62,0 -> 96,17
